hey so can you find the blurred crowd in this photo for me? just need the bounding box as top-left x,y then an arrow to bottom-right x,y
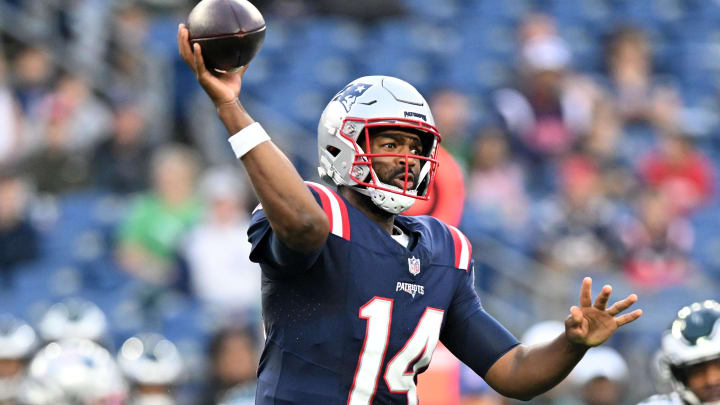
1,0 -> 720,404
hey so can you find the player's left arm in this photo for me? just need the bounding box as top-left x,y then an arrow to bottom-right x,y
483,277 -> 642,400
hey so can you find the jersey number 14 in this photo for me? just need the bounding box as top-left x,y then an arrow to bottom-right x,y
348,297 -> 445,405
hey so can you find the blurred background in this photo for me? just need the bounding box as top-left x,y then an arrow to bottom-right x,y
0,0 -> 719,404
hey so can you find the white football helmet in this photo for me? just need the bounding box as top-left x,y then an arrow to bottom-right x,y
0,315 -> 38,361
658,300 -> 720,405
16,338 -> 127,405
37,298 -> 108,343
117,333 -> 183,386
0,315 -> 38,401
317,76 -> 441,214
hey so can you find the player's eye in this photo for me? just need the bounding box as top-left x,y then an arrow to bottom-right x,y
382,142 -> 397,149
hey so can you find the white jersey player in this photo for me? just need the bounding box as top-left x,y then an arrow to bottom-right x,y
638,300 -> 720,405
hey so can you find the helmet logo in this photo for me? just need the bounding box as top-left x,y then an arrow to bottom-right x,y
404,111 -> 427,121
333,82 -> 372,112
408,256 -> 421,276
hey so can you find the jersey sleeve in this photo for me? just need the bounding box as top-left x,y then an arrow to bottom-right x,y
440,259 -> 520,378
247,182 -> 350,278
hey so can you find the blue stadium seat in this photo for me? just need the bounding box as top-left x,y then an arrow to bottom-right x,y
297,18 -> 366,57
400,0 -> 461,22
462,0 -> 530,24
147,15 -> 184,59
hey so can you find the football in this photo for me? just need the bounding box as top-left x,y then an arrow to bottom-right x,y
186,0 -> 266,74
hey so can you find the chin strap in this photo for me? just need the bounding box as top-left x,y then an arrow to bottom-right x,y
353,180 -> 417,214
679,388 -> 720,405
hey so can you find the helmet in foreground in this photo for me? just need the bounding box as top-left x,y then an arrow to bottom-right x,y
117,333 -> 183,386
0,315 -> 38,361
16,338 -> 127,405
658,300 -> 720,405
0,315 -> 38,401
317,76 -> 441,214
37,298 -> 108,343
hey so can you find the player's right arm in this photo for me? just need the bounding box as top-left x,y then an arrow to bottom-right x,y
177,24 -> 329,253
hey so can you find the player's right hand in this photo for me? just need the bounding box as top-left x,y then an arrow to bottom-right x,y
177,24 -> 247,107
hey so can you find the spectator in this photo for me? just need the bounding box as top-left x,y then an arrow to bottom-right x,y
604,26 -> 679,131
30,73 -> 112,153
22,94 -> 92,195
116,144 -> 202,285
179,167 -> 261,316
105,3 -> 171,142
620,187 -> 695,288
638,133 -> 715,215
567,347 -> 629,405
462,127 -> 529,241
203,327 -> 259,405
580,104 -> 637,204
92,97 -> 153,194
428,88 -> 473,169
9,46 -> 54,118
493,14 -> 605,189
0,172 -> 38,288
0,47 -> 25,166
534,154 -> 624,275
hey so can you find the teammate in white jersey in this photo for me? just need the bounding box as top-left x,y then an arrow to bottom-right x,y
638,300 -> 720,405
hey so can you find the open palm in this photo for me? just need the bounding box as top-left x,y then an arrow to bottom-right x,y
177,24 -> 246,107
565,277 -> 643,347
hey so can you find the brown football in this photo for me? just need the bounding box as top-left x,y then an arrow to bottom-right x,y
186,0 -> 265,73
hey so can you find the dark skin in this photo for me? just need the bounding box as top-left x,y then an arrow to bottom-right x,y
177,25 -> 642,400
685,358 -> 720,402
340,129 -> 423,234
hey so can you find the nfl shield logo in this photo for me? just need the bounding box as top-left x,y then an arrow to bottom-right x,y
408,256 -> 421,276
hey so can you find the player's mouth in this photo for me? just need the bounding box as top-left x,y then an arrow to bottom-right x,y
698,384 -> 720,402
392,174 -> 414,190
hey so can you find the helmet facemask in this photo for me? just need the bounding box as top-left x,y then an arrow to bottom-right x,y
337,117 -> 440,214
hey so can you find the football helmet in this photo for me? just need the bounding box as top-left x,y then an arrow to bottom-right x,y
0,315 -> 38,401
117,333 -> 183,386
658,300 -> 720,405
36,298 -> 108,343
16,338 -> 127,405
0,315 -> 38,360
317,76 -> 441,214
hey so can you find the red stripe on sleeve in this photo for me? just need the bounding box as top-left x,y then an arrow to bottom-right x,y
307,183 -> 334,232
449,226 -> 462,269
327,188 -> 351,240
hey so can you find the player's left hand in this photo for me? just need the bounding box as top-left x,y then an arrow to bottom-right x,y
565,277 -> 643,347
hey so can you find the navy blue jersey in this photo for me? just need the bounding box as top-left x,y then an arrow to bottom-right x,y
248,182 -> 519,405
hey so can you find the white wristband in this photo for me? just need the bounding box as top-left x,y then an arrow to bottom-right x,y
228,122 -> 271,159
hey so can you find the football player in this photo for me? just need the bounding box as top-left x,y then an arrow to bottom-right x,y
177,25 -> 643,405
638,300 -> 720,405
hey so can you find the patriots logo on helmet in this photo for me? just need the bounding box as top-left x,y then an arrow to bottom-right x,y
333,82 -> 372,112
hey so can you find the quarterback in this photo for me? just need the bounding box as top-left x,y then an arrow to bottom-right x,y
177,25 -> 642,404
